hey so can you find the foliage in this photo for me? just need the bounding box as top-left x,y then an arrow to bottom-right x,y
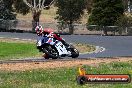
55,0 -> 85,23
85,0 -> 93,13
25,0 -> 54,7
13,0 -> 54,15
14,0 -> 30,15
20,0 -> 54,31
114,13 -> 132,35
116,14 -> 132,28
88,0 -> 124,26
0,0 -> 54,20
55,0 -> 86,34
0,0 -> 16,20
122,0 -> 130,11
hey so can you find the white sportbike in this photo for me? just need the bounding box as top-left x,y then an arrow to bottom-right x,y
36,36 -> 79,59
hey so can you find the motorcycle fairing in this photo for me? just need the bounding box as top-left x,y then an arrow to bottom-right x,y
55,41 -> 70,56
37,36 -> 70,56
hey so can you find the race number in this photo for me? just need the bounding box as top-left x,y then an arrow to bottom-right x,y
56,42 -> 63,48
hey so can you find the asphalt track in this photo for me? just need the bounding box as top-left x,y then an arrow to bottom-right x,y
0,32 -> 132,60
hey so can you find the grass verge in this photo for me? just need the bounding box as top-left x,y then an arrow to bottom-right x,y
0,61 -> 132,88
0,42 -> 41,60
0,38 -> 95,60
74,43 -> 95,54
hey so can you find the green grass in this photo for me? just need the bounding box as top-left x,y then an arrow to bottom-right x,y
0,41 -> 95,60
0,42 -> 41,60
0,61 -> 132,88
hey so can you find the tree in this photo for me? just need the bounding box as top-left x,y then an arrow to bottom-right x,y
13,0 -> 30,15
0,0 -> 30,20
123,0 -> 132,12
55,0 -> 86,34
123,0 -> 129,12
116,14 -> 132,34
0,0 -> 16,20
85,0 -> 93,13
13,0 -> 54,31
23,0 -> 54,31
88,0 -> 124,35
0,0 -> 54,31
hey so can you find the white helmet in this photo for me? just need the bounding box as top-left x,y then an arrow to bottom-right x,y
35,25 -> 43,35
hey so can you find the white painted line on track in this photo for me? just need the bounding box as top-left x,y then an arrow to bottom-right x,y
0,37 -> 4,38
21,39 -> 32,41
13,38 -> 19,39
94,46 -> 106,53
0,37 -> 34,41
99,47 -> 106,52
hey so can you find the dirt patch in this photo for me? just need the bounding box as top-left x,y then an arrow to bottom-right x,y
0,57 -> 132,71
74,43 -> 95,53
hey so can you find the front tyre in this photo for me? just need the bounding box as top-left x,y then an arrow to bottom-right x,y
42,45 -> 59,59
69,45 -> 79,58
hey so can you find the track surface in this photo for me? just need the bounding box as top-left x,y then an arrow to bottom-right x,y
1,32 -> 132,59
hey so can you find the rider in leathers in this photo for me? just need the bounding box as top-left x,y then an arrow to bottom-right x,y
35,25 -> 69,59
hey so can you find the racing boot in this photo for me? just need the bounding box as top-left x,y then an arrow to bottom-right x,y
43,54 -> 49,59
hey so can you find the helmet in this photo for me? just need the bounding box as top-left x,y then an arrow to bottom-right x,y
35,25 -> 43,35
43,28 -> 54,34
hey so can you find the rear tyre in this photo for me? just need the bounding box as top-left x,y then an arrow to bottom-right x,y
42,45 -> 59,59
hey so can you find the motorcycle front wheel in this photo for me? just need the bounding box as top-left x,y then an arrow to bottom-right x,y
42,45 -> 59,59
69,45 -> 79,58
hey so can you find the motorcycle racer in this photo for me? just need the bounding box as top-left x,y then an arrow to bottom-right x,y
35,25 -> 70,59
35,25 -> 69,47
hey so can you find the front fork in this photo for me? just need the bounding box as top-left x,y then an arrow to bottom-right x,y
37,46 -> 43,52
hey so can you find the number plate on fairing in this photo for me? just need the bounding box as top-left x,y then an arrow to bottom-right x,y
56,42 -> 63,47
55,41 -> 68,55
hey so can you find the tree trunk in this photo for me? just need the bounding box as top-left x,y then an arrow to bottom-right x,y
103,30 -> 108,36
103,26 -> 108,36
32,10 -> 41,32
69,21 -> 74,34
